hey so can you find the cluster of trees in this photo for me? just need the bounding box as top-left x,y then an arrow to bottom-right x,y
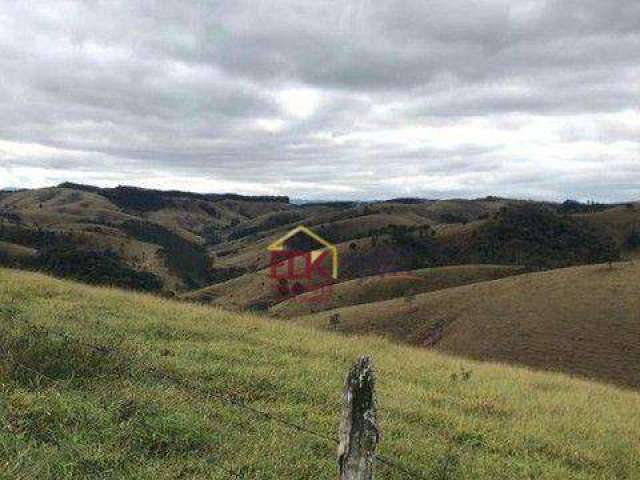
298,201 -> 356,210
470,204 -> 620,268
0,222 -> 164,291
438,213 -> 468,224
197,201 -> 222,219
38,243 -> 163,292
558,199 -> 613,214
0,220 -> 170,292
370,224 -> 441,269
0,211 -> 22,224
0,250 -> 30,269
364,205 -> 621,271
121,220 -> 210,288
202,224 -> 224,245
384,198 -> 430,204
368,224 -> 432,246
0,222 -> 68,250
59,183 -> 289,212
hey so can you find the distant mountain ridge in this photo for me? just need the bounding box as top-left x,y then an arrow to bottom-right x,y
0,183 -> 637,303
58,182 -> 290,206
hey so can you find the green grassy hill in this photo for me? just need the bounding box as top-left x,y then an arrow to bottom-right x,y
1,268 -> 640,479
295,261 -> 640,389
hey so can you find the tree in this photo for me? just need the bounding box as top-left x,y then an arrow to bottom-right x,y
625,227 -> 640,250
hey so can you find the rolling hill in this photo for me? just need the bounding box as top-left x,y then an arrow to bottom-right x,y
0,185 -> 295,292
183,245 -> 338,311
179,199 -> 628,314
295,261 -> 640,388
579,203 -> 640,249
1,185 -> 635,319
271,264 -> 526,317
1,268 -> 640,479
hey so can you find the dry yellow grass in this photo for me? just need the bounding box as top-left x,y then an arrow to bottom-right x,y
296,261 -> 640,388
578,203 -> 640,248
0,241 -> 37,260
0,187 -> 128,228
182,265 -> 274,309
272,264 -> 525,317
184,252 -> 334,310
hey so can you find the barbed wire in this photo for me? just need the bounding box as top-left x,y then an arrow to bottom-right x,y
0,316 -> 428,479
376,453 -> 429,479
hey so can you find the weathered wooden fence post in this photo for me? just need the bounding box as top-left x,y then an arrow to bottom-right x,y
338,356 -> 379,480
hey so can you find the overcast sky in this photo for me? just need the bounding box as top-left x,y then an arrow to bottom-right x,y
1,1 -> 638,201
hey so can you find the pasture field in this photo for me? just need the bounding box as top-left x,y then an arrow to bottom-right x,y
1,268 -> 639,479
296,261 -> 640,389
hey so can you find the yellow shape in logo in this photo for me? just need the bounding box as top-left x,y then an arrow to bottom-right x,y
267,225 -> 339,279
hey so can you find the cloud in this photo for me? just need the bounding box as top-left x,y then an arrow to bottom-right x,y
0,0 -> 638,201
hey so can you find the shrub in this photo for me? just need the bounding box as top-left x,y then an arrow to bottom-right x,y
202,224 -> 223,245
438,213 -> 467,224
625,228 -> 640,249
559,199 -> 612,214
328,313 -> 341,330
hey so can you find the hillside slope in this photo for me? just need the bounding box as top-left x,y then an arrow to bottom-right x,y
578,203 -> 640,249
296,261 -> 640,388
0,185 -> 296,292
271,264 -> 526,317
1,268 -> 640,479
183,250 -> 336,311
181,264 -> 279,311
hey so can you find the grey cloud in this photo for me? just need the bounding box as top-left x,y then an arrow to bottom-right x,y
0,0 -> 638,201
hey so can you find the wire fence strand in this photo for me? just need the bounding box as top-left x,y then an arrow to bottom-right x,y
0,317 -> 428,479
